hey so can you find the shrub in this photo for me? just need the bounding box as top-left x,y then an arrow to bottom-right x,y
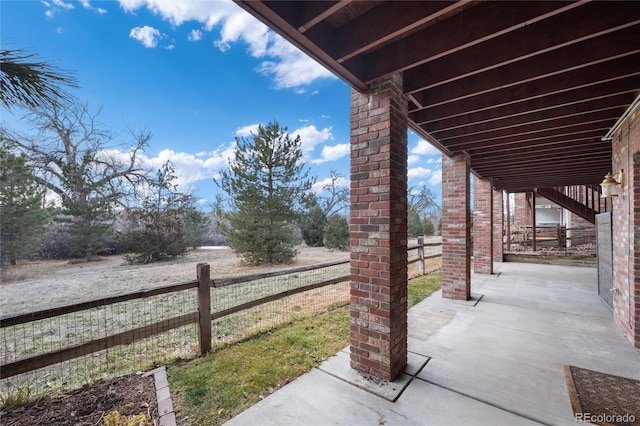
323,215 -> 348,250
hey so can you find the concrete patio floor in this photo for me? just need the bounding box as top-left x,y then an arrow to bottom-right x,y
226,262 -> 640,425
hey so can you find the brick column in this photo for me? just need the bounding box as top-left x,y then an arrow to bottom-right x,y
514,192 -> 529,227
473,178 -> 493,274
349,73 -> 408,381
493,189 -> 504,262
442,153 -> 471,300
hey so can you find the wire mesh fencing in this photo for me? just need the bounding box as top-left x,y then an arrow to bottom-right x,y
1,241 -> 440,402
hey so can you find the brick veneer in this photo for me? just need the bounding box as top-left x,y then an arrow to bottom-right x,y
514,192 -> 530,227
611,104 -> 640,348
442,153 -> 471,300
569,212 -> 595,246
473,178 -> 493,274
493,189 -> 504,262
349,74 -> 408,380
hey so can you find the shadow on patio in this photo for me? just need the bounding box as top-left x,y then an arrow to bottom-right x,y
227,262 -> 640,425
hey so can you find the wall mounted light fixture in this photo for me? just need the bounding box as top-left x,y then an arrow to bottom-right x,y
600,169 -> 624,198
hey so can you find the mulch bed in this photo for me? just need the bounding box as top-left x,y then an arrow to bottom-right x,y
1,374 -> 159,425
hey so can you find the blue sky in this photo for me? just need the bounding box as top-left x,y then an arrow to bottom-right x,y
1,0 -> 443,207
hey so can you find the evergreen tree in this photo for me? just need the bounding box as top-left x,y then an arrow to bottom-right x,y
1,47 -> 78,110
0,141 -> 48,269
422,217 -> 435,236
215,121 -> 314,264
184,206 -> 212,249
119,162 -> 191,264
57,157 -> 114,260
408,205 -> 424,237
300,197 -> 327,247
323,214 -> 349,250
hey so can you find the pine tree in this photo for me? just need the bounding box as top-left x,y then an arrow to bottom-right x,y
408,205 -> 424,237
422,217 -> 436,236
215,121 -> 314,264
0,141 -> 48,269
300,197 -> 327,247
184,206 -> 211,249
57,157 -> 114,260
119,162 -> 192,264
323,214 -> 349,250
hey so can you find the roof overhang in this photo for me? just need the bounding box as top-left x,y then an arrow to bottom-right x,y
235,0 -> 640,192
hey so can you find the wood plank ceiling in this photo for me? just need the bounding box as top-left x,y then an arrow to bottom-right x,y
234,1 -> 640,192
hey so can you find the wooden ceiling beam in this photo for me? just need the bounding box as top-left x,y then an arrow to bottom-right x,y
415,34 -> 640,105
404,4 -> 640,92
298,1 -> 353,33
336,1 -> 464,62
429,95 -> 632,137
471,149 -> 612,169
413,60 -> 640,124
469,142 -> 611,163
445,127 -> 610,153
342,1 -> 578,82
437,109 -> 622,143
410,76 -> 640,125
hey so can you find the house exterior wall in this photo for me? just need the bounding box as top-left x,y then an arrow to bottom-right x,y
514,192 -> 530,227
569,213 -> 596,246
610,104 -> 640,348
442,153 -> 471,299
349,74 -> 409,380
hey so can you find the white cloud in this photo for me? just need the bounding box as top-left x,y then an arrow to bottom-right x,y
408,154 -> 420,165
118,0 -> 335,90
52,0 -> 74,10
411,139 -> 440,156
43,0 -> 74,17
188,29 -> 202,41
408,167 -> 433,179
258,37 -> 334,89
79,0 -> 107,13
429,169 -> 442,186
235,123 -> 260,137
312,144 -> 349,164
292,125 -> 333,155
100,145 -> 235,190
311,175 -> 349,194
130,25 -> 161,48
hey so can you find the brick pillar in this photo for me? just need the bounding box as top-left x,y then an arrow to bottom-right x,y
349,73 -> 408,380
442,153 -> 471,300
514,192 -> 530,227
493,189 -> 504,262
473,178 -> 493,274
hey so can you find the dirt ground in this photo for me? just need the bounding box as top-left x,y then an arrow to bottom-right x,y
0,245 -> 350,316
1,373 -> 158,425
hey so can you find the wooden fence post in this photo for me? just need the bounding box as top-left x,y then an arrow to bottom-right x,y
197,263 -> 211,355
417,236 -> 425,275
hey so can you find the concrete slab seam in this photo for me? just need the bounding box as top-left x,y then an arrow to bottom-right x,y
414,374 -> 551,426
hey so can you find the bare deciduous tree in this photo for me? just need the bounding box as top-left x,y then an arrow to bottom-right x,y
318,170 -> 349,216
3,100 -> 149,207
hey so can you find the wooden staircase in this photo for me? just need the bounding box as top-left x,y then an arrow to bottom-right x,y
537,185 -> 612,224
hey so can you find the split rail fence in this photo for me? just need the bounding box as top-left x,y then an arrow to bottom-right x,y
1,240 -> 441,394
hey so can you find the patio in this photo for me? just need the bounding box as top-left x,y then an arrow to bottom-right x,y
227,262 -> 640,425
